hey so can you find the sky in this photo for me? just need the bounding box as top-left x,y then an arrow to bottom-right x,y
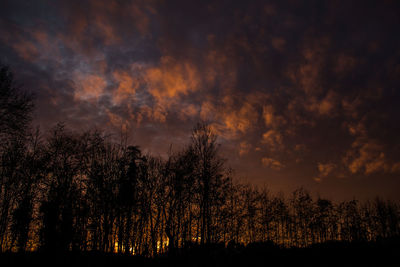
1,0 -> 399,201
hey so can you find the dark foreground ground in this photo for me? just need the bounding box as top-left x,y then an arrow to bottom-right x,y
1,238 -> 399,267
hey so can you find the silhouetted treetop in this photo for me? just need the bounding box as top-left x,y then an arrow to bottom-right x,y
0,64 -> 34,141
0,121 -> 399,254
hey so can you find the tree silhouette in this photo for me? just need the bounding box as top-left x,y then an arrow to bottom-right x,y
0,64 -> 34,251
0,64 -> 33,142
190,123 -> 228,245
0,117 -> 398,254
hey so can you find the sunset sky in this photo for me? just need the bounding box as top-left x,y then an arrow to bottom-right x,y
1,0 -> 399,200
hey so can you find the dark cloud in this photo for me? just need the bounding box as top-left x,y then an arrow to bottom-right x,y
0,0 -> 399,200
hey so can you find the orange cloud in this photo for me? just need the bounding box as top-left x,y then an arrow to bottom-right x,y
0,29 -> 42,62
136,104 -> 167,123
112,70 -> 138,104
263,105 -> 274,126
222,101 -> 258,135
297,59 -> 320,95
318,96 -> 335,115
288,38 -> 329,96
31,30 -> 49,48
345,140 -> 390,175
313,163 -> 335,183
152,105 -> 167,123
391,162 -> 400,173
346,121 -> 367,136
11,41 -> 38,61
178,104 -> 198,120
199,94 -> 263,140
262,105 -> 286,127
90,1 -> 121,44
96,19 -> 120,45
271,37 -> 286,51
261,129 -> 283,149
145,56 -> 200,104
306,91 -> 337,116
261,157 -> 284,170
335,54 -> 356,73
58,0 -> 153,58
205,49 -> 237,90
294,144 -> 306,152
130,3 -> 151,36
318,162 -> 336,177
364,153 -> 387,175
239,142 -> 251,156
107,109 -> 123,126
342,98 -> 361,119
200,101 -> 216,120
74,74 -> 107,101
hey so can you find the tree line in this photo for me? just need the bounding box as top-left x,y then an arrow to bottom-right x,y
0,64 -> 399,255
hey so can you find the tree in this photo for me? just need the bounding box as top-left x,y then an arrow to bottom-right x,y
0,64 -> 34,143
190,123 -> 228,245
0,64 -> 34,251
10,129 -> 44,252
39,124 -> 83,252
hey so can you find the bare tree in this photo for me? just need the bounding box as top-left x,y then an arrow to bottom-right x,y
0,64 -> 33,143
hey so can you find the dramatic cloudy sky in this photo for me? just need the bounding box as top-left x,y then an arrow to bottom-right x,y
1,0 -> 399,200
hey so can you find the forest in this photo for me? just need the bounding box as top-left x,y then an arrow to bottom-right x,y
1,64 -> 400,266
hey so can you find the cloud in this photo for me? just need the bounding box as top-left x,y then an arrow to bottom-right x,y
178,104 -> 198,121
199,94 -> 262,140
10,39 -> 39,61
314,162 -> 336,182
313,177 -> 322,183
200,101 -> 216,121
59,0 -> 154,55
346,120 -> 367,136
221,100 -> 259,136
106,109 -> 127,129
112,70 -> 139,104
262,130 -> 283,149
318,162 -> 336,177
344,140 -> 390,175
313,162 -> 336,182
271,37 -> 286,51
261,157 -> 285,170
145,56 -> 200,103
263,105 -> 274,126
74,74 -> 107,101
1,28 -> 51,62
239,142 -> 251,156
306,91 -> 337,116
294,144 -> 306,152
391,162 -> 400,173
288,38 -> 328,95
334,54 -> 357,74
262,104 -> 288,128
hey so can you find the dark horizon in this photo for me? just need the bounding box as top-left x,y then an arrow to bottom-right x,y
1,0 -> 400,202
